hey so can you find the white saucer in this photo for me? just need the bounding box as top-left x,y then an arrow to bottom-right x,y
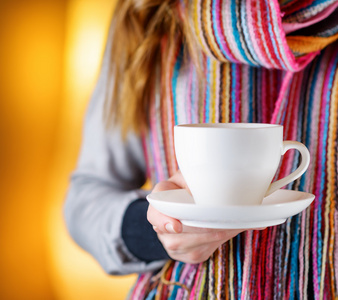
146,189 -> 315,229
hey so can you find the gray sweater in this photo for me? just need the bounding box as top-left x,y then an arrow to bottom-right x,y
64,30 -> 167,275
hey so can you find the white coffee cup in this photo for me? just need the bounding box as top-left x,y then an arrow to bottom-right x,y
174,123 -> 310,206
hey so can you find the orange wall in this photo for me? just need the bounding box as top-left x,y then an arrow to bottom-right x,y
0,0 -> 136,299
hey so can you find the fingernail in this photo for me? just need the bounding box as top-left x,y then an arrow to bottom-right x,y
165,223 -> 176,233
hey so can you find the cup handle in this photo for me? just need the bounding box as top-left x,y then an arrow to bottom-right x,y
265,141 -> 310,197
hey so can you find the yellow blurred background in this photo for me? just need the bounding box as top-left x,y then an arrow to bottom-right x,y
0,0 -> 137,299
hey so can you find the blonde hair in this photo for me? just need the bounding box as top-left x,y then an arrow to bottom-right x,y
106,0 -> 198,135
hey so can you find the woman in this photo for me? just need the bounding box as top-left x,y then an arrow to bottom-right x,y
65,0 -> 338,298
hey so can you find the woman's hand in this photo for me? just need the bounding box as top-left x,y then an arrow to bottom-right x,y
147,171 -> 244,264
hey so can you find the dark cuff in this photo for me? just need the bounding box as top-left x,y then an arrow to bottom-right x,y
121,198 -> 170,263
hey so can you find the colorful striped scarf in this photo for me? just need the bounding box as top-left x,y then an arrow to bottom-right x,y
128,0 -> 338,298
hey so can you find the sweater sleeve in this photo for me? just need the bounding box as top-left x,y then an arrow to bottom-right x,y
63,27 -> 168,275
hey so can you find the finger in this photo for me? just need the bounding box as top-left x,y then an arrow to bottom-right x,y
253,227 -> 267,231
147,204 -> 183,233
181,225 -> 244,235
162,239 -> 223,263
167,170 -> 191,193
152,180 -> 181,193
159,228 -> 242,251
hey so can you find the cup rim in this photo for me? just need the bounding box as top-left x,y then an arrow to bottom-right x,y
175,123 -> 282,129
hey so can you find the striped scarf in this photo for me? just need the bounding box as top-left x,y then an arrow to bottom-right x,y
129,0 -> 338,299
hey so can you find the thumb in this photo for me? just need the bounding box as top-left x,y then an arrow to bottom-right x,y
147,204 -> 182,234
